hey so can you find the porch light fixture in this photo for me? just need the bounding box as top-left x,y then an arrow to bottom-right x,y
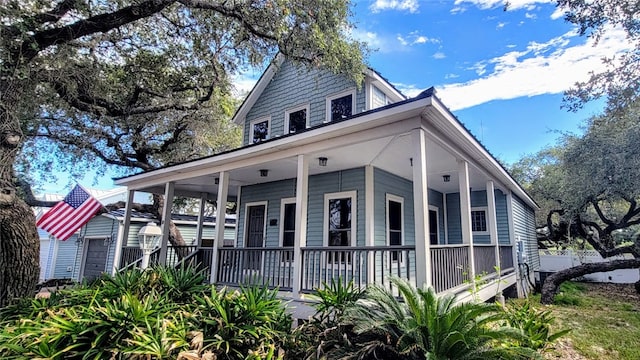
214,177 -> 219,185
259,169 -> 269,177
138,222 -> 162,270
318,157 -> 328,166
410,158 -> 413,167
443,174 -> 451,182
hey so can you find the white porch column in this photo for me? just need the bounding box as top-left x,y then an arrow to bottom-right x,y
365,165 -> 375,283
458,160 -> 476,283
111,189 -> 135,274
210,172 -> 229,283
195,193 -> 207,249
412,128 -> 431,288
486,181 -> 501,272
158,182 -> 175,266
292,154 -> 309,297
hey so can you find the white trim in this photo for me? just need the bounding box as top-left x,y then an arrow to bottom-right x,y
279,197 -> 297,247
365,68 -> 406,102
232,54 -> 284,125
233,185 -> 242,248
365,166 -> 375,247
428,205 -> 439,245
284,104 -> 310,134
242,201 -> 268,248
443,193 -> 449,244
323,190 -> 358,247
325,88 -> 356,123
370,84 -> 393,109
471,206 -> 490,236
248,116 -> 271,143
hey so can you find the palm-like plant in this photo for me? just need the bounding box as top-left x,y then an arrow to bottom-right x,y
342,277 -> 540,360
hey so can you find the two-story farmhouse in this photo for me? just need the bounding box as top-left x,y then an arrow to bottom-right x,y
113,56 -> 539,304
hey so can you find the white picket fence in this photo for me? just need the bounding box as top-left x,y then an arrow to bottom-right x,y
539,249 -> 640,284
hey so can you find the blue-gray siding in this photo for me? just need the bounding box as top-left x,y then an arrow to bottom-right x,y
243,61 -> 366,145
446,190 -> 510,244
511,195 -> 539,270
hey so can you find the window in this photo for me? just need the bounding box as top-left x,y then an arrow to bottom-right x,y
324,191 -> 357,262
284,105 -> 309,134
386,195 -> 403,261
249,117 -> 270,143
280,198 -> 296,261
326,90 -> 355,122
372,85 -> 392,108
471,207 -> 488,234
429,207 -> 439,245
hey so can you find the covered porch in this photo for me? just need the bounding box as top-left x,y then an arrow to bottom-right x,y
113,97 -> 527,301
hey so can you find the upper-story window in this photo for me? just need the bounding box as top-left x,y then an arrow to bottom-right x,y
249,116 -> 270,144
372,85 -> 392,108
284,104 -> 309,134
326,89 -> 356,122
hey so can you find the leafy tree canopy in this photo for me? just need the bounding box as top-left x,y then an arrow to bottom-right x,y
558,0 -> 640,110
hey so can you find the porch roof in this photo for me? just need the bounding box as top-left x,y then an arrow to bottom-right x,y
114,90 -> 537,209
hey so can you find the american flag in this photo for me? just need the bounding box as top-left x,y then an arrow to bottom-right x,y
36,185 -> 103,241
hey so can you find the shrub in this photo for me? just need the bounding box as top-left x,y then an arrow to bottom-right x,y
502,300 -> 571,352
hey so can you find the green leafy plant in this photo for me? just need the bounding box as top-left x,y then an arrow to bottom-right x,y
313,277 -> 364,323
339,277 -> 540,360
502,301 -> 571,352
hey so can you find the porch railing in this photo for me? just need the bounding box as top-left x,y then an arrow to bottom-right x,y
473,244 -> 497,277
119,245 -> 199,270
430,244 -> 470,293
300,246 -> 415,293
216,247 -> 295,291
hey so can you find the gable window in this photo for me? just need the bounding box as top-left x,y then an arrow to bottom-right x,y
386,194 -> 403,261
372,85 -> 392,109
284,105 -> 309,134
249,117 -> 270,143
280,198 -> 296,261
326,89 -> 356,122
324,191 -> 357,262
471,207 -> 489,234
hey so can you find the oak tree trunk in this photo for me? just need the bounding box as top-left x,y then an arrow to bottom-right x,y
0,81 -> 40,306
540,258 -> 640,304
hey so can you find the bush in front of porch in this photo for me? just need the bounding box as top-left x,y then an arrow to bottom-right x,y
0,266 -> 292,359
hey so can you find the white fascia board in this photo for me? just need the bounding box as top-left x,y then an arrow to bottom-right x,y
232,54 -> 285,125
426,97 -> 538,210
365,69 -> 406,101
116,97 -> 430,189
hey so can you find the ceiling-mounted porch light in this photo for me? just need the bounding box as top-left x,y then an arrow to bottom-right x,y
318,157 -> 328,166
442,174 -> 451,182
259,169 -> 269,177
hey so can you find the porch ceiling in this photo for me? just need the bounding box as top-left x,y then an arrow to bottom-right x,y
140,132 -> 492,200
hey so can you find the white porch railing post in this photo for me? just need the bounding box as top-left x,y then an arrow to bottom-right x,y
159,182 -> 175,266
412,128 -> 431,288
195,193 -> 207,249
292,154 -> 309,297
458,160 -> 476,286
486,181 -> 501,272
210,172 -> 229,284
112,189 -> 135,273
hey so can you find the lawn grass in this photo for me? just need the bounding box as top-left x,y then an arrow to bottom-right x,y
537,282 -> 640,360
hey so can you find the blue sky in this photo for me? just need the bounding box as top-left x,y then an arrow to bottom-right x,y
44,0 -> 628,194
340,0 -> 626,163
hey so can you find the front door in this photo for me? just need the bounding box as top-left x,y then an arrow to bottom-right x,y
245,205 -> 266,270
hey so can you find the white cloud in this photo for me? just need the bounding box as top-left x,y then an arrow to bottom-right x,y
232,74 -> 259,97
392,82 -> 424,98
351,28 -> 385,49
496,22 -> 507,29
370,0 -> 419,13
433,52 -> 446,59
414,36 -> 428,44
525,12 -> 537,19
397,35 -> 408,46
452,0 -> 554,12
436,27 -> 630,111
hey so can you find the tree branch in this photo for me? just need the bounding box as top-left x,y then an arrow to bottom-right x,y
15,178 -> 58,207
18,0 -> 177,63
